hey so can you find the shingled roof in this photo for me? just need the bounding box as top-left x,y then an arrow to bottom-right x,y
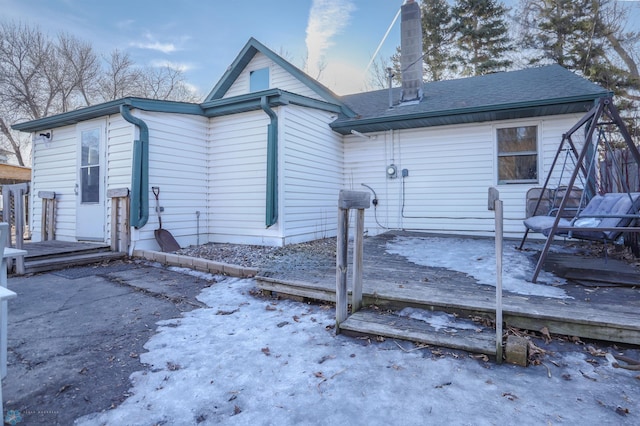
331,64 -> 610,135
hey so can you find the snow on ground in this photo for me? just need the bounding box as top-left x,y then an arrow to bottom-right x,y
76,277 -> 638,425
398,308 -> 481,332
385,235 -> 572,299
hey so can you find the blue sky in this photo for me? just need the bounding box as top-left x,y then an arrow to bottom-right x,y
2,1 -> 640,97
1,0 -> 404,96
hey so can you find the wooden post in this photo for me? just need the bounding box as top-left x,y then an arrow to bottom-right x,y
352,208 -> 365,313
108,188 -> 130,253
38,191 -> 56,241
488,187 -> 503,363
336,190 -> 370,332
336,206 -> 349,331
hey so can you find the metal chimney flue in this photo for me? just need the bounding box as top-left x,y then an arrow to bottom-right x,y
400,0 -> 423,103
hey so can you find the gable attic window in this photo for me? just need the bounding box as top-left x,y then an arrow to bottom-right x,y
497,125 -> 538,184
250,67 -> 270,92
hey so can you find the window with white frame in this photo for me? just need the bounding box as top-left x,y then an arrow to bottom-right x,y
497,125 -> 538,184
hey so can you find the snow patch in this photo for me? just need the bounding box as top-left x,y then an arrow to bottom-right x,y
385,236 -> 571,299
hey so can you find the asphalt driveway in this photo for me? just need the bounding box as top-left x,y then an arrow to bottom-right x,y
3,260 -> 213,425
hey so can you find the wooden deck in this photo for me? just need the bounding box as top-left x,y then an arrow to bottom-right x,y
256,231 -> 640,349
17,241 -> 125,274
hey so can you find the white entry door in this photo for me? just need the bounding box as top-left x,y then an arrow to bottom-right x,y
76,121 -> 105,241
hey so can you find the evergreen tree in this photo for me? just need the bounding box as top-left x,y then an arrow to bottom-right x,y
517,0 -> 638,106
451,0 -> 513,76
421,0 -> 455,81
519,1 -> 606,71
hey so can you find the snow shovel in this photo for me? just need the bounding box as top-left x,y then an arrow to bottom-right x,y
152,186 -> 181,252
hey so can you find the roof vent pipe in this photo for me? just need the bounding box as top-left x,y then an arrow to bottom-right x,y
400,0 -> 423,102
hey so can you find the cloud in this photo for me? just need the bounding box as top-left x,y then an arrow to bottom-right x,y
149,59 -> 193,72
130,32 -> 181,53
305,0 -> 355,78
131,41 -> 177,54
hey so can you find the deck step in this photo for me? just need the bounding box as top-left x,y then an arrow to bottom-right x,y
543,253 -> 640,286
340,309 -> 497,356
24,251 -> 126,274
25,244 -> 112,261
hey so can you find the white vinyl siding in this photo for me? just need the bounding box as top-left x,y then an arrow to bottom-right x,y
208,110 -> 282,245
281,105 -> 343,243
104,114 -> 134,246
30,124 -> 78,242
106,114 -> 134,190
223,52 -> 323,101
344,114 -> 583,238
131,111 -> 208,251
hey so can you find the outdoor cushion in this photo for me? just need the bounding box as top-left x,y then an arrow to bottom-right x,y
523,192 -> 640,241
523,215 -> 571,236
573,192 -> 640,240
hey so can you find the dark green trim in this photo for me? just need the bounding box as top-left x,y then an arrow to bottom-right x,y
331,95 -> 607,135
12,98 -> 202,133
205,37 -> 356,118
261,96 -> 278,228
201,89 -> 344,118
12,90 -> 346,133
120,105 -> 149,229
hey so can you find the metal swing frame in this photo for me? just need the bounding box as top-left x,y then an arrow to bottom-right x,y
520,97 -> 640,283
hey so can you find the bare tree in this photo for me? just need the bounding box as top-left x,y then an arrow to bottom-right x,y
138,65 -> 200,102
97,49 -> 141,102
0,22 -> 53,165
515,0 -> 640,134
0,21 -> 207,165
0,22 -> 53,120
0,114 -> 27,167
56,32 -> 100,109
598,1 -> 640,102
366,57 -> 390,91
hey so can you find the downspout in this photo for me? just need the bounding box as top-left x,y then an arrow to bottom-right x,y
120,104 -> 149,229
261,96 -> 278,228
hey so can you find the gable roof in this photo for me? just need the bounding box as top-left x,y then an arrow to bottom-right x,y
331,64 -> 610,135
204,37 -> 355,117
13,38 -> 358,133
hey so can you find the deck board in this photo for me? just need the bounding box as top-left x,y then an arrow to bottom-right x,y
256,231 -> 640,346
22,241 -> 111,259
341,309 -> 496,355
7,241 -> 118,274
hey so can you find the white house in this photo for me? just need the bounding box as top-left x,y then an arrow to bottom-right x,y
13,34 -> 608,253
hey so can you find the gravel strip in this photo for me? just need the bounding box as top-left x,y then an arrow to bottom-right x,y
176,238 -> 337,270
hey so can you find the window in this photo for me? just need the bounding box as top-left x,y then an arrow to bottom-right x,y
250,67 -> 269,92
497,125 -> 538,184
80,128 -> 100,203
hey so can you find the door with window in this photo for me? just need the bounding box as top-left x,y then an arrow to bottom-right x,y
76,121 -> 105,241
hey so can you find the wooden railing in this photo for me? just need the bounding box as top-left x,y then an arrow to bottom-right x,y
2,183 -> 29,274
335,190 -> 370,332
